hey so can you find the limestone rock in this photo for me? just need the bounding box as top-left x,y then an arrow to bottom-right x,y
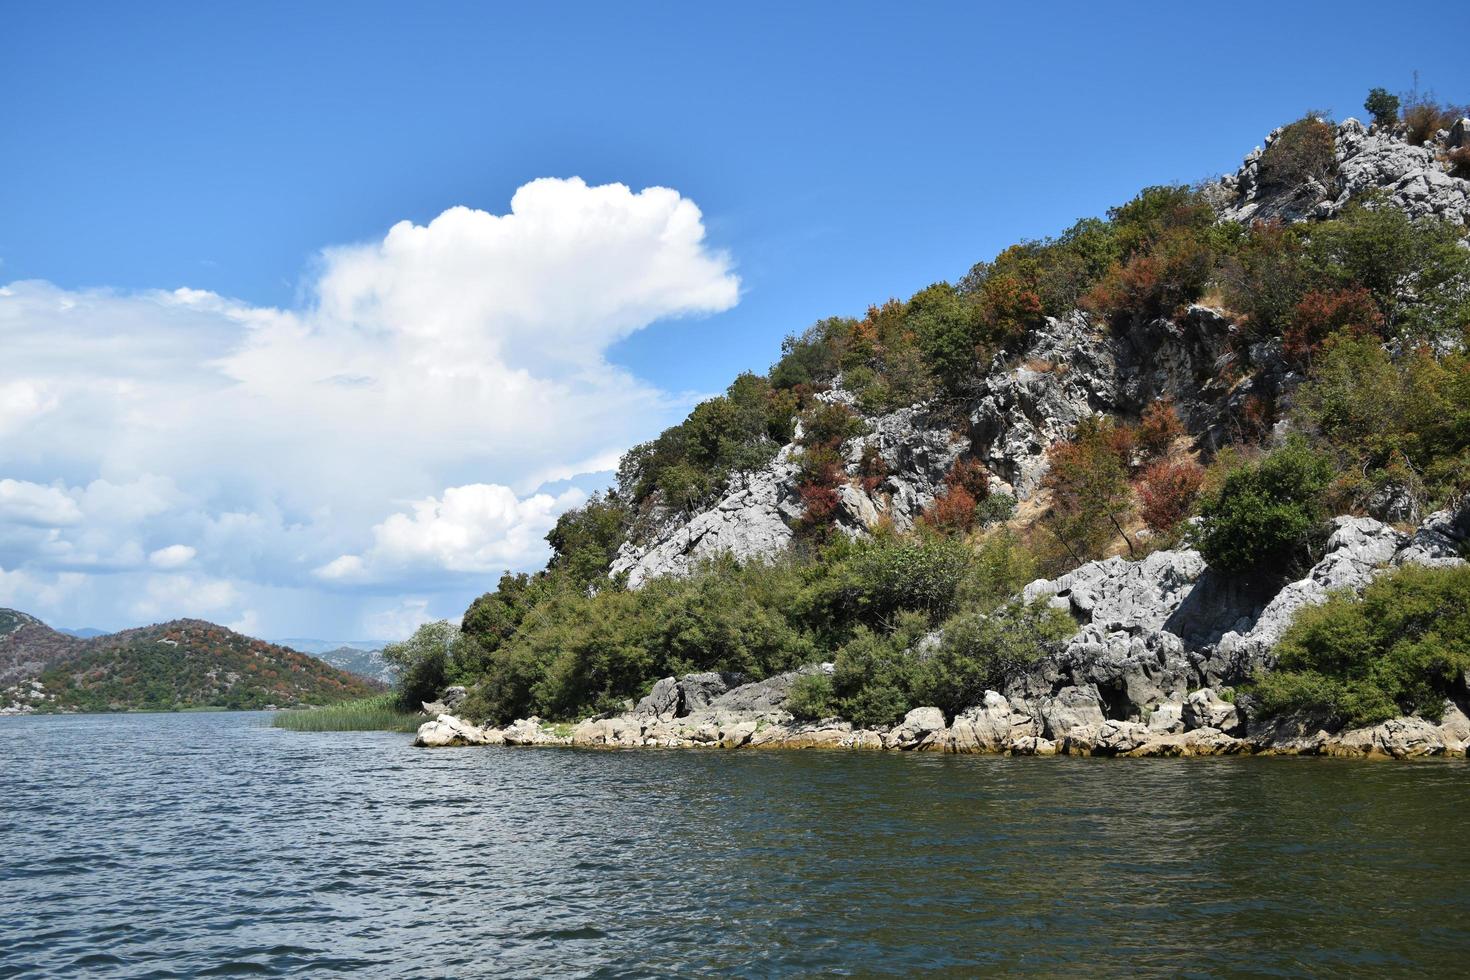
1327,717 -> 1449,759
944,691 -> 1039,752
1217,119 -> 1470,226
1039,686 -> 1106,740
884,706 -> 945,750
1182,688 -> 1241,734
707,663 -> 831,714
414,714 -> 503,748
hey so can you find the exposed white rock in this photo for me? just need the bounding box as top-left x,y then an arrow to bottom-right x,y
1218,118 -> 1470,226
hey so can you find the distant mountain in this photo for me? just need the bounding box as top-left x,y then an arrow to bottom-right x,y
312,645 -> 395,685
57,627 -> 109,639
0,609 -> 382,714
279,637 -> 384,655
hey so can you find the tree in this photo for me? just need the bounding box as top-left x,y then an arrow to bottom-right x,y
1363,88 -> 1400,129
546,492 -> 628,588
382,620 -> 458,709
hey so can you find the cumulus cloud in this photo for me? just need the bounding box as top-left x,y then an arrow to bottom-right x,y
0,177 -> 738,637
0,479 -> 82,527
149,544 -> 196,569
317,483 -> 584,583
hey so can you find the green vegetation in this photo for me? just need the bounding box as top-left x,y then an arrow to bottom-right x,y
1194,439 -> 1335,576
270,694 -> 421,732
1257,114 -> 1336,189
31,622 -> 378,713
1255,564 -> 1470,727
442,531 -> 1041,727
1364,88 -> 1400,129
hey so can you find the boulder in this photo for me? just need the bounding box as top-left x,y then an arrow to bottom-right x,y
1327,717 -> 1448,759
414,714 -> 503,748
1146,699 -> 1185,734
708,664 -> 831,715
634,677 -> 680,719
884,706 -> 945,751
944,691 -> 1038,752
1039,686 -> 1106,740
631,671 -> 748,719
1182,689 -> 1241,734
500,717 -> 569,746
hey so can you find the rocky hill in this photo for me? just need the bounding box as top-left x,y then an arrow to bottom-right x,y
0,612 -> 381,714
611,116 -> 1470,586
417,100 -> 1470,757
312,645 -> 394,685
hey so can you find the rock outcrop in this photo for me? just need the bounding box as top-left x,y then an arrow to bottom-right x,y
1217,117 -> 1470,226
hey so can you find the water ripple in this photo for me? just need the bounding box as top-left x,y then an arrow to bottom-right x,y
2,713 -> 1468,976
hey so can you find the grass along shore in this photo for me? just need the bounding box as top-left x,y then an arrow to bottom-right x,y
271,694 -> 421,733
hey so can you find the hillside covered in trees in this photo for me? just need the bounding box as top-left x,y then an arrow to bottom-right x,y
396,91 -> 1470,754
0,613 -> 380,714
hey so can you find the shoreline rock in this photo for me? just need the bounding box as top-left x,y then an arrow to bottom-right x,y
414,696 -> 1470,760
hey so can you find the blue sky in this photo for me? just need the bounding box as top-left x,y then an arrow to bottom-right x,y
1,1 -> 1466,640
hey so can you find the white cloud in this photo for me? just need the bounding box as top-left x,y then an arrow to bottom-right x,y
0,479 -> 82,527
317,483 -> 585,582
149,544 -> 196,569
131,573 -> 240,621
363,598 -> 437,642
0,177 -> 737,636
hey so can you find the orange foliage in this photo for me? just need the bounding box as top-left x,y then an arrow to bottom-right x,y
1283,287 -> 1383,364
1137,460 -> 1205,532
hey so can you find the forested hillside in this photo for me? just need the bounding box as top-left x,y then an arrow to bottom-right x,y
1,614 -> 380,713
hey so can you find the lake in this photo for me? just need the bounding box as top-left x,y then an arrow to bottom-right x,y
2,711 -> 1468,977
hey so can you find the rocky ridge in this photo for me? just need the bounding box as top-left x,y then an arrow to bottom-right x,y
1216,116 -> 1470,226
609,118 -> 1470,590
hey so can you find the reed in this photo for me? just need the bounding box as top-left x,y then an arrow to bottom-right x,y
270,694 -> 421,732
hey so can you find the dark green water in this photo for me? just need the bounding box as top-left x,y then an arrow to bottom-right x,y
2,711 -> 1467,977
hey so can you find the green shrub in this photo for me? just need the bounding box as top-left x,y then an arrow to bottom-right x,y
1305,198 -> 1470,338
1195,438 -> 1334,575
1256,564 -> 1470,727
915,600 -> 1074,720
785,672 -> 835,721
830,616 -> 927,728
811,533 -> 976,631
975,492 -> 1017,528
1296,335 -> 1470,507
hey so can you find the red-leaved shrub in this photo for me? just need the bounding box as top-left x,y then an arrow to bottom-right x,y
1138,401 -> 1186,461
1283,287 -> 1384,364
1138,460 -> 1205,533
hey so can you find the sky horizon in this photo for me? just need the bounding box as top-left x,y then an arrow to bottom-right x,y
3,1 -> 1467,641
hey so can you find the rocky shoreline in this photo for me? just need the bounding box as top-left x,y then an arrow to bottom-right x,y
416,672 -> 1470,760
418,497 -> 1470,761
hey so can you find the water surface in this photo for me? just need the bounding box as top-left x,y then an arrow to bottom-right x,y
3,711 -> 1467,977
